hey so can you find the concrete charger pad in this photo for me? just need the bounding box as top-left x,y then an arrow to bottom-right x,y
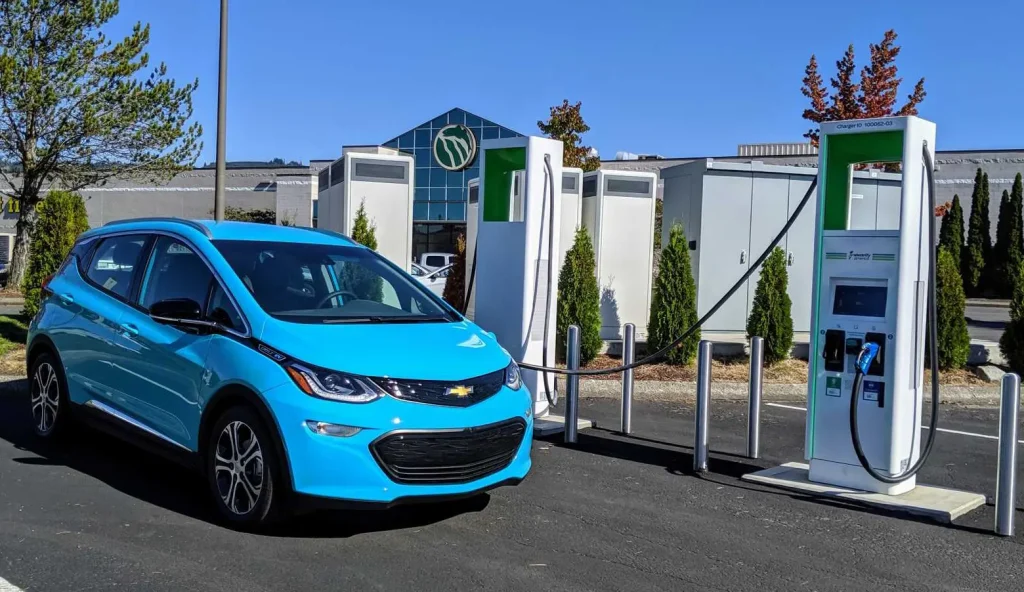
743,462 -> 987,523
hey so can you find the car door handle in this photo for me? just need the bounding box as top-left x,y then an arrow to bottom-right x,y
58,293 -> 74,304
119,322 -> 139,336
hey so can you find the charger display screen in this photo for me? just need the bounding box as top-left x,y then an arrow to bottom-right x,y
833,285 -> 887,318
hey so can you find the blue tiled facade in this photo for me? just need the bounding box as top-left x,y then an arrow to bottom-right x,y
381,108 -> 522,258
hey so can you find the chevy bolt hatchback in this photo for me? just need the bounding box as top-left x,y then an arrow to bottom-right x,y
27,218 -> 532,528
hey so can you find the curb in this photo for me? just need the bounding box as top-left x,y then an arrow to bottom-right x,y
578,378 -> 1002,405
966,299 -> 1010,309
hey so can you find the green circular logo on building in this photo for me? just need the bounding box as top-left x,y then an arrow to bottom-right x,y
433,124 -> 477,171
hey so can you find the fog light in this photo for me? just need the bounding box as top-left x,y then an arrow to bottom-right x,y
305,420 -> 362,437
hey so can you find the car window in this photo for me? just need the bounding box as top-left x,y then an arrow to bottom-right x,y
425,255 -> 445,268
213,239 -> 453,324
139,237 -> 214,311
207,283 -> 245,331
86,235 -> 148,300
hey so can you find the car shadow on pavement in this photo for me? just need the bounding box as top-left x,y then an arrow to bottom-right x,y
0,387 -> 490,538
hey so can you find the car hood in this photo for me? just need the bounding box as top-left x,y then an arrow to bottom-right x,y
258,317 -> 512,380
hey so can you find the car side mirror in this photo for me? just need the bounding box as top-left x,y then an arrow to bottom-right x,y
150,298 -> 215,331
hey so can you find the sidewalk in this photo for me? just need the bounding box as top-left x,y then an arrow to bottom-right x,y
578,378 -> 1002,406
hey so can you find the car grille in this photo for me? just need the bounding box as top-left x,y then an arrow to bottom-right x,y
371,418 -> 527,485
371,368 -> 505,408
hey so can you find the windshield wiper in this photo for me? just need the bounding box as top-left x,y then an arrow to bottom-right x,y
322,315 -> 450,324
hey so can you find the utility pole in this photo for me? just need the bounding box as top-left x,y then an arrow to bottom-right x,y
214,0 -> 228,222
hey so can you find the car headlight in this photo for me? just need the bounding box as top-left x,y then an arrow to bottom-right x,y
286,363 -> 385,403
504,360 -> 522,391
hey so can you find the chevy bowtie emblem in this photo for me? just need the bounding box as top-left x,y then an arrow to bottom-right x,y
447,385 -> 474,398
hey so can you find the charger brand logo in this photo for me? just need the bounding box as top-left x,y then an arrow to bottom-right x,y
848,251 -> 871,261
446,385 -> 474,398
433,124 -> 477,171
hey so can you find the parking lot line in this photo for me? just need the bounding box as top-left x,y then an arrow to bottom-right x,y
765,403 -> 1023,444
0,576 -> 24,592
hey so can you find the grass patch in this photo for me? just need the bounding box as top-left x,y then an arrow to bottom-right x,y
0,315 -> 28,356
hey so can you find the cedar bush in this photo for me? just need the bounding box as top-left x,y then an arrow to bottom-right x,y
938,194 -> 964,275
555,227 -> 603,365
1000,258 -> 1024,374
963,168 -> 990,295
745,247 -> 793,365
443,233 -> 467,312
934,246 -> 970,370
22,191 -> 90,317
344,201 -> 382,301
647,223 -> 700,365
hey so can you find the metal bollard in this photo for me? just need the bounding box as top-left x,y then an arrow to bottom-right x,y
694,340 -> 712,473
747,337 -> 764,459
621,323 -> 635,435
564,325 -> 581,444
995,372 -> 1020,537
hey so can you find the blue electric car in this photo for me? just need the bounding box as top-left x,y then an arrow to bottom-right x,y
27,218 -> 533,527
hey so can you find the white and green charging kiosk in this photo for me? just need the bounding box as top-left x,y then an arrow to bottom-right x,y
473,136 -> 563,418
748,116 -> 984,516
804,116 -> 935,495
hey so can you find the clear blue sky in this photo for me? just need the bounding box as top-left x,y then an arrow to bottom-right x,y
116,0 -> 1024,165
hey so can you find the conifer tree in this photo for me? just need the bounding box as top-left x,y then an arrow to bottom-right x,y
648,223 -> 700,365
938,194 -> 965,273
22,192 -> 89,317
964,168 -> 990,295
555,227 -> 603,365
746,248 -> 794,365
934,247 -> 970,370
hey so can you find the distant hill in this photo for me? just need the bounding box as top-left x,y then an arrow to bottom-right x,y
198,158 -> 305,169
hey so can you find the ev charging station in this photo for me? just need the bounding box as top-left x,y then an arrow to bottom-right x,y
472,136 -> 562,418
465,167 -> 582,324
581,169 -> 658,341
747,116 -> 986,516
558,167 -> 584,272
317,151 -> 415,272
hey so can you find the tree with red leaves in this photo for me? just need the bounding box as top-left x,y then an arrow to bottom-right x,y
801,30 -> 926,147
538,100 -> 601,172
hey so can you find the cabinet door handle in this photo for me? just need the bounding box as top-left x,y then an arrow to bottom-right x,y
787,252 -> 795,266
739,250 -> 747,264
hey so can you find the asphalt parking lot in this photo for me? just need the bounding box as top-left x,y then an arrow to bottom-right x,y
2,382 -> 1024,591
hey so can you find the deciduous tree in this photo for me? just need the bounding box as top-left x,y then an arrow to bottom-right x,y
537,100 -> 600,172
0,0 -> 202,288
800,30 -> 926,147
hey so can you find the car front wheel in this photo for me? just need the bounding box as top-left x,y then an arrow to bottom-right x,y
206,406 -> 283,529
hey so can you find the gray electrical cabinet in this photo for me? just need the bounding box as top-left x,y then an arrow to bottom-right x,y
660,160 -> 901,334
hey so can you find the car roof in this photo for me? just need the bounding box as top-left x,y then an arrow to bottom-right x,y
81,218 -> 358,247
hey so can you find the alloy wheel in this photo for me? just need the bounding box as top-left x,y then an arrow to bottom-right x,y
31,362 -> 59,435
214,420 -> 265,515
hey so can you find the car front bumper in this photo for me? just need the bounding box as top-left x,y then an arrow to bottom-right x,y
262,382 -> 534,504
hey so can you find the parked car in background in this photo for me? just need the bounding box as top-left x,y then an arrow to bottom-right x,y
411,262 -> 452,297
417,252 -> 455,271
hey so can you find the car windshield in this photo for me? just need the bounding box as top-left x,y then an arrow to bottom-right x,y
212,239 -> 455,324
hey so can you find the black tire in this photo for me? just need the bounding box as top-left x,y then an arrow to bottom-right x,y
29,352 -> 71,439
206,405 -> 284,529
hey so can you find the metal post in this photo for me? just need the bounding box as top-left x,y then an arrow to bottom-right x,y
564,325 -> 580,444
747,336 -> 764,459
213,0 -> 229,222
694,340 -> 712,473
620,323 -> 635,435
996,372 -> 1020,536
